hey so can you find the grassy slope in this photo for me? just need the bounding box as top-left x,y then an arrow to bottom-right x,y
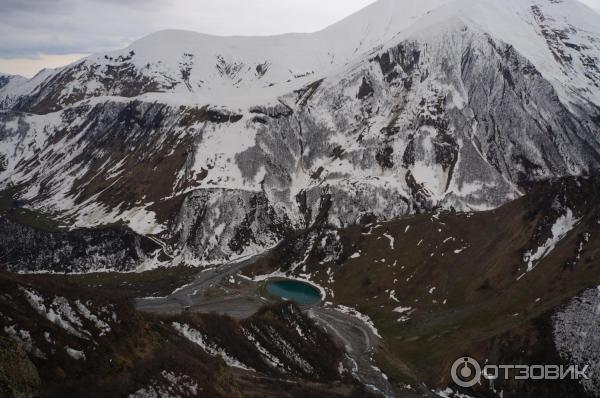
57,266 -> 199,299
0,188 -> 64,232
293,177 -> 600,388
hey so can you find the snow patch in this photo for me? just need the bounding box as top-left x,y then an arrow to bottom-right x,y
521,208 -> 580,276
172,322 -> 253,371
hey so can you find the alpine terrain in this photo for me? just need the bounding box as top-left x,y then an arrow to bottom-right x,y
1,0 -> 600,397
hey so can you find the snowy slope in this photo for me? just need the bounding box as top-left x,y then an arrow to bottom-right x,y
0,73 -> 27,96
402,0 -> 600,104
0,0 -> 599,269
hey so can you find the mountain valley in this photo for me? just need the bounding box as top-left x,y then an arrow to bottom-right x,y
1,0 -> 600,397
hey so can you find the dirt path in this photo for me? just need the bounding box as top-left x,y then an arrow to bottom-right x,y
135,251 -> 269,312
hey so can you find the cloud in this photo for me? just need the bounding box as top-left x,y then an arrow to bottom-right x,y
0,0 -> 167,59
1,0 -> 159,14
1,0 -> 68,13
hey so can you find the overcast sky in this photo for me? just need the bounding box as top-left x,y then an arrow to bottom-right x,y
1,0 -> 599,78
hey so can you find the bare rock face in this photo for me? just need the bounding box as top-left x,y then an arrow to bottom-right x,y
0,0 -> 600,269
173,189 -> 292,265
0,217 -> 160,273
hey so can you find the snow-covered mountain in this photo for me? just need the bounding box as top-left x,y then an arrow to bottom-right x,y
1,0 -> 600,269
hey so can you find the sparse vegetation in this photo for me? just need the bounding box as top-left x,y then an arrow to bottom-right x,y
0,188 -> 63,232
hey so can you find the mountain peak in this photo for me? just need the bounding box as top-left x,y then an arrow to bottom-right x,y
0,0 -> 598,278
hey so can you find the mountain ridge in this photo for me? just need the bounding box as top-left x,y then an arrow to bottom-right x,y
4,0 -> 600,109
0,0 -> 599,269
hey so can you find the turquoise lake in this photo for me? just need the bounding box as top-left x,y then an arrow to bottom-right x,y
266,280 -> 321,305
